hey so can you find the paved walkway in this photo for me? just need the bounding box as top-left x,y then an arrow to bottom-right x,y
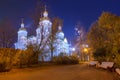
0,64 -> 119,80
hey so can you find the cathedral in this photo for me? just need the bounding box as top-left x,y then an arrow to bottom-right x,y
14,9 -> 71,61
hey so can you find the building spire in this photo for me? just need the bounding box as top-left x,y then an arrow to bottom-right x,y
45,5 -> 47,12
43,5 -> 48,17
21,18 -> 24,23
21,18 -> 24,28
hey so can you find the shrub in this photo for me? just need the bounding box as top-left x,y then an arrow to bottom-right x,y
0,47 -> 40,70
69,55 -> 79,64
52,55 -> 79,65
114,54 -> 120,68
16,48 -> 39,68
17,50 -> 30,68
0,48 -> 16,72
93,48 -> 108,62
0,57 -> 12,72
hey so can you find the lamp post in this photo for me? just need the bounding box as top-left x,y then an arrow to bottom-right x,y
83,45 -> 90,61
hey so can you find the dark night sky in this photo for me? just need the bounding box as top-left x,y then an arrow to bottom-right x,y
0,0 -> 120,40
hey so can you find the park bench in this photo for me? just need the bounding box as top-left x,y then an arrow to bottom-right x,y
115,68 -> 120,75
97,62 -> 114,70
88,61 -> 98,66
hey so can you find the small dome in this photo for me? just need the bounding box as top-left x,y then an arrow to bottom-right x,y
19,23 -> 26,31
19,19 -> 27,31
58,26 -> 62,31
43,11 -> 48,17
21,23 -> 24,28
56,31 -> 64,39
64,38 -> 68,43
56,25 -> 64,39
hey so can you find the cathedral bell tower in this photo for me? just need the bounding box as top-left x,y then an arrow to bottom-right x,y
36,6 -> 52,43
15,19 -> 28,50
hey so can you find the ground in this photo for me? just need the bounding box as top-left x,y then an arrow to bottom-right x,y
0,64 -> 119,80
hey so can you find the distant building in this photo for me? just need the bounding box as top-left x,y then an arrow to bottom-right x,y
14,9 -> 71,61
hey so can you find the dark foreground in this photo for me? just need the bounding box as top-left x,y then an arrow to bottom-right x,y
0,64 -> 119,80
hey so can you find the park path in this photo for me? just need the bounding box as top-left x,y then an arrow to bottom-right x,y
0,64 -> 118,80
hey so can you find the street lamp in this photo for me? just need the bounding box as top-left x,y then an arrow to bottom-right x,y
83,48 -> 88,53
83,47 -> 90,61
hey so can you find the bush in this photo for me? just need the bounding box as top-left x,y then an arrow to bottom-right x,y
0,47 -> 40,71
52,55 -> 79,65
0,57 -> 12,72
16,48 -> 39,68
69,55 -> 79,64
17,50 -> 30,68
93,48 -> 109,62
114,54 -> 120,68
0,48 -> 16,72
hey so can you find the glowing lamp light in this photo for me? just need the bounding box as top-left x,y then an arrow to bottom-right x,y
84,48 -> 88,53
72,48 -> 75,51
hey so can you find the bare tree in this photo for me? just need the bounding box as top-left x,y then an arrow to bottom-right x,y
0,17 -> 17,48
50,17 -> 63,59
30,0 -> 45,27
27,0 -> 63,61
74,22 -> 86,61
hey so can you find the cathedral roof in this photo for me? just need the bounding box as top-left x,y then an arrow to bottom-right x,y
40,17 -> 50,21
19,27 -> 27,31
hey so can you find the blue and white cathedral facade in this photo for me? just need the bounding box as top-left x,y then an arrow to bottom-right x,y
14,9 -> 71,61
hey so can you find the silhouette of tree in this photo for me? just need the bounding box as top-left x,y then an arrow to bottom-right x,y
0,17 -> 17,48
